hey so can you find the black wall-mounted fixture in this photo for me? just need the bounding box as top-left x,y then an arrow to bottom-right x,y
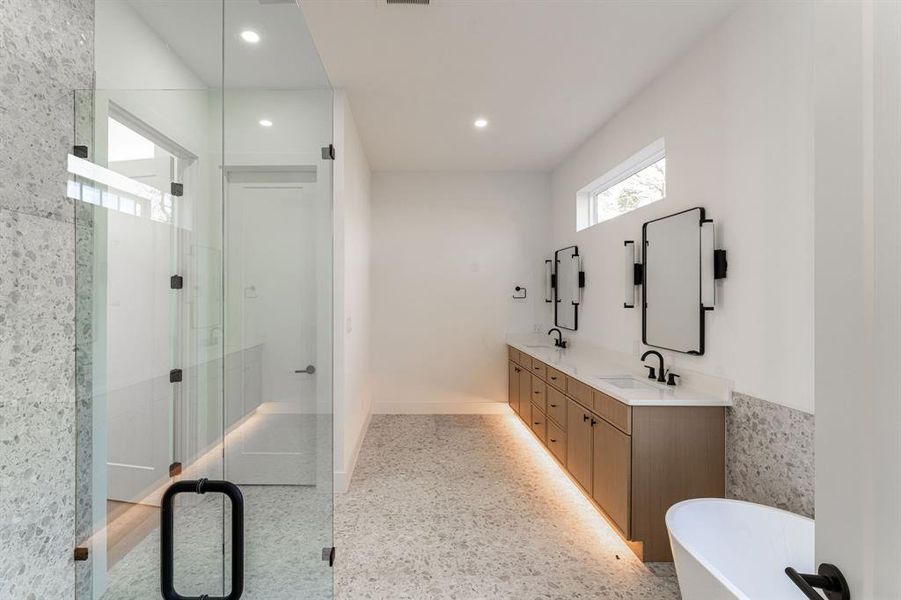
785,563 -> 850,600
623,240 -> 643,308
544,259 -> 554,303
714,249 -> 728,279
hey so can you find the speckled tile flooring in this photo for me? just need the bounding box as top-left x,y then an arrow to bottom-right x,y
335,414 -> 681,600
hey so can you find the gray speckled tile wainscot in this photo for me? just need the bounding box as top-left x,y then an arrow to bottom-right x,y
726,392 -> 815,518
336,415 -> 681,600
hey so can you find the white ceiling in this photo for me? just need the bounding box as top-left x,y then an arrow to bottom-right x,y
129,0 -> 330,89
300,0 -> 739,172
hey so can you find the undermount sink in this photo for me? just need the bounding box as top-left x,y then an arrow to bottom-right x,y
597,376 -> 657,391
524,343 -> 554,348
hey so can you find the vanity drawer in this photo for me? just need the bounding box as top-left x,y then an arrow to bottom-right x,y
530,407 -> 547,443
594,390 -> 632,435
546,386 -> 567,428
531,376 -> 547,413
546,419 -> 566,463
530,358 -> 547,380
566,376 -> 593,407
546,366 -> 566,391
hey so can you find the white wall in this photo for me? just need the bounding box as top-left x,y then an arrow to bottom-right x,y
550,1 -> 815,413
370,172 -> 551,413
333,92 -> 373,491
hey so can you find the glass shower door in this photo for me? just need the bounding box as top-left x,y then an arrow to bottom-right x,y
74,1 -> 335,598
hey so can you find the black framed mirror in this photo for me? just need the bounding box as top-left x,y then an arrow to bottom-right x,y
554,245 -> 583,331
642,207 -> 705,354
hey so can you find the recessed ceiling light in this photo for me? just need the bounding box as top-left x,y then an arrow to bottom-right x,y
241,30 -> 261,44
474,118 -> 488,129
259,119 -> 273,127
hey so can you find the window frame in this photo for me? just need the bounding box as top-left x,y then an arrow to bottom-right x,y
577,138 -> 666,231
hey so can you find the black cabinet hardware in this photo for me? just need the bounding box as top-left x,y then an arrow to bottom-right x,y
590,418 -> 597,426
583,414 -> 589,422
785,563 -> 850,600
161,479 -> 244,600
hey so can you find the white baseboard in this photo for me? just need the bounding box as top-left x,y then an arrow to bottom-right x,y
334,409 -> 372,493
372,401 -> 512,415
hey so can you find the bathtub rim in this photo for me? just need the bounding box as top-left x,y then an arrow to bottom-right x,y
665,497 -> 814,600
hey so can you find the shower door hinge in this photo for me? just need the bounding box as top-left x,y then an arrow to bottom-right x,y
321,144 -> 336,160
170,275 -> 184,289
74,547 -> 89,561
72,145 -> 89,159
170,182 -> 184,197
169,369 -> 183,383
169,462 -> 183,477
322,546 -> 335,567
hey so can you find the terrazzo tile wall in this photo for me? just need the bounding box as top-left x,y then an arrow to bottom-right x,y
0,0 -> 94,597
726,392 -> 815,518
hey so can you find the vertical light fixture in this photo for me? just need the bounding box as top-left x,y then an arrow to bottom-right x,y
571,254 -> 583,305
624,241 -> 638,308
701,221 -> 716,308
544,259 -> 554,303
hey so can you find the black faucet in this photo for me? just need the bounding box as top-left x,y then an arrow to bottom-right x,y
641,350 -> 666,383
548,328 -> 567,349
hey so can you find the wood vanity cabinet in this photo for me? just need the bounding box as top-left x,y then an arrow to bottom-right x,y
566,398 -> 593,493
592,416 -> 632,537
518,367 -> 532,419
506,345 -> 725,563
508,362 -> 521,414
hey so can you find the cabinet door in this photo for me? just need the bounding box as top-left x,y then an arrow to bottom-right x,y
509,361 -> 522,414
566,398 -> 592,492
518,369 -> 532,420
592,417 -> 632,537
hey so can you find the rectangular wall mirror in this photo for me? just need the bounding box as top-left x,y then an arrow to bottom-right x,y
642,207 -> 705,354
554,245 -> 581,331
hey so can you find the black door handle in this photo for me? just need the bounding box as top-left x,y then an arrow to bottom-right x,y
161,479 -> 245,600
785,563 -> 850,600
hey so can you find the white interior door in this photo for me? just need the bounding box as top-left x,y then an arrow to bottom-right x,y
225,171 -> 317,485
813,1 -> 901,598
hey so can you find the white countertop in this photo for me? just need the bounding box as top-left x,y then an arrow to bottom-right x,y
507,334 -> 731,407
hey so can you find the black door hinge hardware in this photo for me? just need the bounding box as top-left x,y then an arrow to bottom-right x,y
322,546 -> 335,567
169,369 -> 183,383
170,182 -> 184,197
170,275 -> 183,290
321,144 -> 335,160
73,145 -> 88,159
785,563 -> 850,600
169,462 -> 182,477
74,547 -> 89,561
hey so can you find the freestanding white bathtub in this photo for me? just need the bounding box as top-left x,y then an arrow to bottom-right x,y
666,498 -> 814,600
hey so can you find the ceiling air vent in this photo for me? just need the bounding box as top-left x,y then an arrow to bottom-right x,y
386,0 -> 430,4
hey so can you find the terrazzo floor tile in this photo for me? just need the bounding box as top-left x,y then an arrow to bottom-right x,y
336,414 -> 681,600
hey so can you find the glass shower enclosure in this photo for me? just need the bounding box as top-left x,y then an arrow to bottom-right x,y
71,1 -> 334,598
